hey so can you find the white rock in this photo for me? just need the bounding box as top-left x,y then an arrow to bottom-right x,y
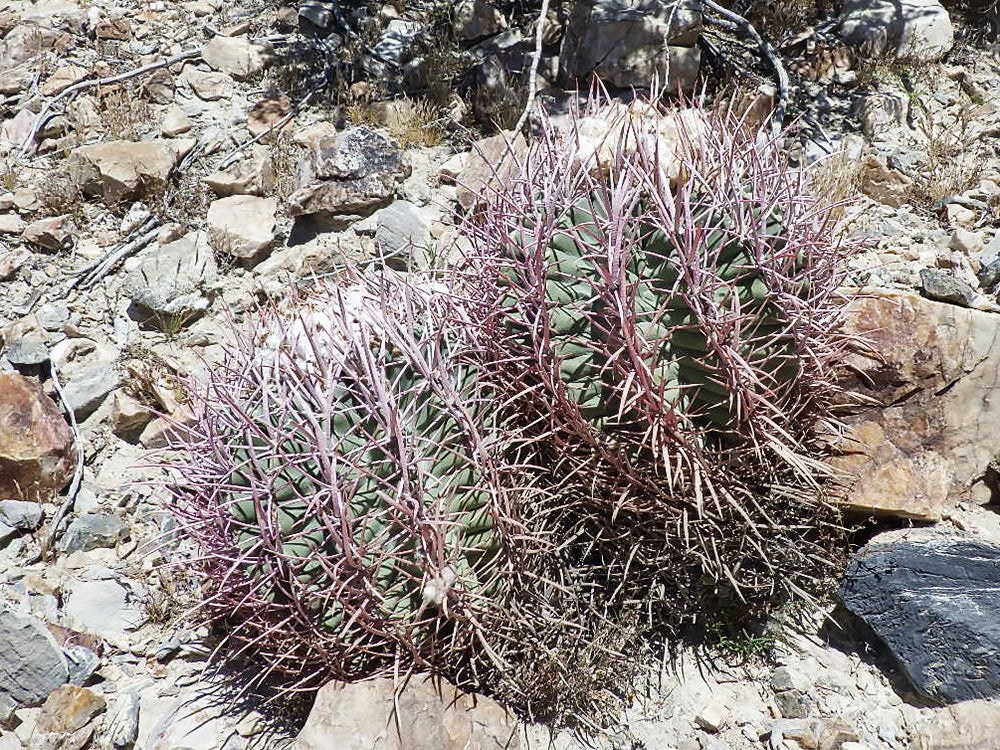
201,35 -> 272,81
206,195 -> 276,259
160,104 -> 192,137
950,228 -> 984,255
694,700 -> 729,733
839,0 -> 954,61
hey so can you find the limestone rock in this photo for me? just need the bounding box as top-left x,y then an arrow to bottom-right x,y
0,213 -> 26,234
179,67 -> 233,101
0,611 -> 69,709
201,35 -> 272,81
454,0 -> 507,41
374,200 -> 432,266
456,130 -> 526,211
911,700 -> 1000,750
919,268 -> 976,307
559,0 -> 702,90
0,499 -> 43,531
289,127 -> 409,219
0,372 -> 76,502
122,231 -> 218,328
292,677 -> 518,750
207,195 -> 276,260
839,0 -> 953,61
23,215 -> 75,251
60,512 -> 127,553
831,289 -> 1000,520
203,145 -> 274,196
64,579 -> 144,635
66,139 -> 192,204
159,104 -> 192,137
840,528 -> 1000,703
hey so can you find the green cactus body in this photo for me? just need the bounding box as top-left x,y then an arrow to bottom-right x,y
215,311 -> 501,649
501,189 -> 801,444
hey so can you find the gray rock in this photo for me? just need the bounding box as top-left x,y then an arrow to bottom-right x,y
64,644 -> 101,686
123,231 -> 219,328
64,579 -> 144,635
0,611 -> 69,708
919,268 -> 975,307
109,691 -> 140,750
559,0 -> 702,90
63,365 -> 119,420
373,20 -> 424,67
6,334 -> 49,366
0,499 -> 43,531
375,200 -> 432,267
35,303 -> 71,332
288,127 -> 409,220
838,0 -> 953,61
59,512 -> 127,553
839,528 -> 1000,704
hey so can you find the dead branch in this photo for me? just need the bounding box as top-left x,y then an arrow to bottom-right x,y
701,0 -> 789,134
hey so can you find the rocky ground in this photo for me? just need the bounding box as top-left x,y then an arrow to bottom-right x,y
2,0 -> 1000,749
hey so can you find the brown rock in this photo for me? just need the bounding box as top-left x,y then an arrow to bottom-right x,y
39,64 -> 88,96
23,215 -> 75,251
66,139 -> 192,203
858,156 -> 912,208
95,16 -> 131,40
247,93 -> 293,136
292,677 -> 518,750
831,289 -> 1000,520
911,699 -> 1000,750
456,130 -> 527,211
0,372 -> 76,502
36,685 -> 105,734
110,392 -> 154,438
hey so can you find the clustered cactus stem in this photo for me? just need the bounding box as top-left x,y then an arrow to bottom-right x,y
453,98 -> 861,625
164,272 -> 546,690
157,96 -> 864,721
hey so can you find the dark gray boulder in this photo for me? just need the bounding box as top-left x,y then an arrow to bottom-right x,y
839,528 -> 1000,704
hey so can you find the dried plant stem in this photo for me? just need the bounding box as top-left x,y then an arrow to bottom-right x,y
515,0 -> 551,133
18,50 -> 202,158
68,216 -> 160,290
43,360 -> 84,558
702,0 -> 789,134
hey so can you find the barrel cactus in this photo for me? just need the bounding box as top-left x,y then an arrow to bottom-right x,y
456,100 -> 861,623
162,272 -> 534,688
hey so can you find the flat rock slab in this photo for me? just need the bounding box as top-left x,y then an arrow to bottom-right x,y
840,528 -> 1000,704
0,372 -> 76,502
67,139 -> 194,204
292,677 -> 518,750
0,611 -> 69,708
831,288 -> 1000,520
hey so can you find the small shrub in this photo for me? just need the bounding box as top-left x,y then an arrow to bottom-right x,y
99,83 -> 152,140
